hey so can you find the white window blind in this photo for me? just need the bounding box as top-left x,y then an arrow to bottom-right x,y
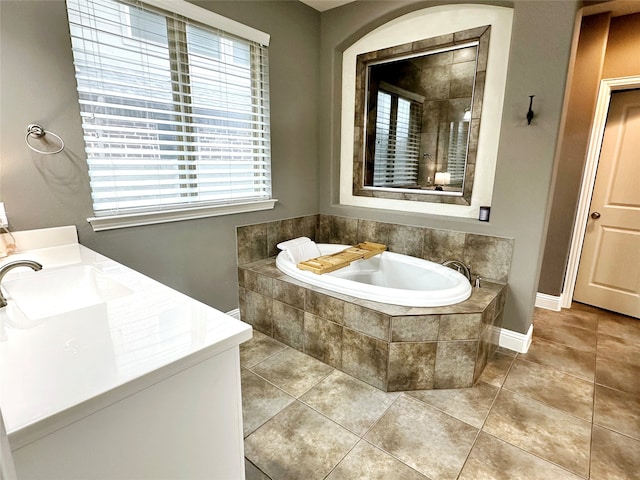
372,91 -> 421,187
66,0 -> 272,226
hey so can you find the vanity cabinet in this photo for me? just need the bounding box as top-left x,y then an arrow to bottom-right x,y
0,227 -> 252,479
12,347 -> 246,479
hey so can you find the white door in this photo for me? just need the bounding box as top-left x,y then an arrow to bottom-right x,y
573,89 -> 640,318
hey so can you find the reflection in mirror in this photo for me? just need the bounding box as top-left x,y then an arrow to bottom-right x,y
353,26 -> 490,205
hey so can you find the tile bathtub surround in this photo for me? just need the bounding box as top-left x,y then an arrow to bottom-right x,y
236,214 -> 515,283
236,214 -> 512,392
243,305 -> 640,480
239,256 -> 506,391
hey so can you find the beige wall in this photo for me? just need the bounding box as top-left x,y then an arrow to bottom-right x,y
538,11 -> 640,296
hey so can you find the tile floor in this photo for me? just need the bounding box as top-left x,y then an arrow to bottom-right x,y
240,303 -> 640,480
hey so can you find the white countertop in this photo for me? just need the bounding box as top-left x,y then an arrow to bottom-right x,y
0,227 -> 252,449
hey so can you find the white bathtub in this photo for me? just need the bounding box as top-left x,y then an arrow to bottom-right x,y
275,244 -> 472,307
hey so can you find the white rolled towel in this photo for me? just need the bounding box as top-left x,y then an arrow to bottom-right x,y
277,237 -> 321,264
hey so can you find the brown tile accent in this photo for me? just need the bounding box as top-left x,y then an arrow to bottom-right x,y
266,216 -> 317,258
596,331 -> 640,363
438,313 -> 482,340
273,278 -> 305,310
243,289 -> 273,336
251,348 -> 333,398
272,301 -> 304,350
305,289 -> 345,324
303,312 -> 343,369
388,342 -> 437,391
342,328 -> 389,391
594,384 -> 640,440
365,396 -> 478,479
241,368 -> 294,437
422,228 -> 465,263
244,402 -> 358,480
391,315 -> 439,342
479,351 -> 516,388
300,371 -> 399,436
343,303 -> 390,341
434,341 -> 478,388
597,310 -> 640,340
387,224 -> 424,257
596,355 -> 640,396
520,336 -> 595,381
483,389 -> 591,477
409,381 -> 498,428
325,441 -> 429,480
243,269 -> 274,296
237,223 -> 268,265
503,358 -> 594,421
533,313 -> 597,353
356,219 -> 391,246
590,425 -> 640,480
459,432 -> 584,480
463,233 -> 514,282
240,330 -> 287,368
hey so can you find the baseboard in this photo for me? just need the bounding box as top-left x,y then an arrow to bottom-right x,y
535,292 -> 562,311
226,308 -> 241,320
499,324 -> 533,353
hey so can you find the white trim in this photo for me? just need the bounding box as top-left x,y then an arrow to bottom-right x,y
225,308 -> 241,320
142,0 -> 270,46
561,76 -> 640,309
535,292 -> 562,311
88,199 -> 277,232
498,324 -> 533,354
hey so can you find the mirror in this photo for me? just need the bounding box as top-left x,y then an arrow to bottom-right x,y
353,26 -> 490,205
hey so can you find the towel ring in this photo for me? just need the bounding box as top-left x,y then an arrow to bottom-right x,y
25,124 -> 65,155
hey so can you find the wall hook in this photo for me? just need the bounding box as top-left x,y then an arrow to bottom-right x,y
527,95 -> 535,125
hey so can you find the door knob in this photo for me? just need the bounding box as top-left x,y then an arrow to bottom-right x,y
591,212 -> 601,219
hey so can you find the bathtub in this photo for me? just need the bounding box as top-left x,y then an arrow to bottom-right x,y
275,244 -> 472,307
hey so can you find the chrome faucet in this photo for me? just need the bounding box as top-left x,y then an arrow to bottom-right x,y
441,259 -> 471,282
0,260 -> 43,308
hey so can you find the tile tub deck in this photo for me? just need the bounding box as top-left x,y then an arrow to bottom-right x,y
238,258 -> 506,391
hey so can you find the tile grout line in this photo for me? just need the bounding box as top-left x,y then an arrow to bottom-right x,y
455,349 -> 519,477
587,312 -> 602,480
474,350 -> 592,479
241,342 -> 289,370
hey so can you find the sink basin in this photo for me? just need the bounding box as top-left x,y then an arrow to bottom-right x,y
3,265 -> 133,320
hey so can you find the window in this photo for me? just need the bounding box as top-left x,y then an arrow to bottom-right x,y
372,89 -> 421,188
66,0 -> 274,230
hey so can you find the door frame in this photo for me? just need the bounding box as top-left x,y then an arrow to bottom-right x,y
562,75 -> 640,309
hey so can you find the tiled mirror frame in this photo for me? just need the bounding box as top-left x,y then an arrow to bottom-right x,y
352,25 -> 491,206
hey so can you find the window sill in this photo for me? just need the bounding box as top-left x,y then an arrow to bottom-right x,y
88,199 -> 278,232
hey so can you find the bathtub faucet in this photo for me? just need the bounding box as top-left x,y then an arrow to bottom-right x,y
441,259 -> 471,282
0,260 -> 43,308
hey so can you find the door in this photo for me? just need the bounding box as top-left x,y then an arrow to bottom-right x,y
574,89 -> 640,318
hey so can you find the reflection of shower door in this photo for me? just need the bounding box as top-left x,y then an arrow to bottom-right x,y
447,121 -> 469,186
373,91 -> 421,187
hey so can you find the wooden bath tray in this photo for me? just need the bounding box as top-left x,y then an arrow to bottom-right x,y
297,242 -> 386,274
